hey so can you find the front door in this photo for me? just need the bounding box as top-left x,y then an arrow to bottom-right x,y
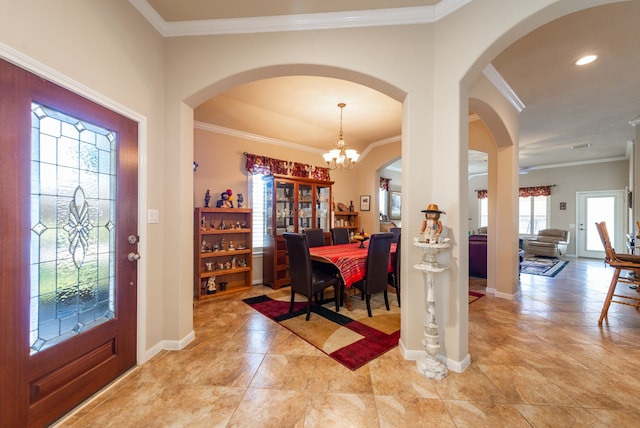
0,59 -> 138,426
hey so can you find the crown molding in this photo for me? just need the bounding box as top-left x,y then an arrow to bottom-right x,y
483,64 -> 525,113
194,120 -> 400,164
129,0 -> 471,37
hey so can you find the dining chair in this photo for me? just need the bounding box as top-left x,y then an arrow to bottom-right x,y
331,228 -> 350,245
595,221 -> 640,325
390,227 -> 401,244
283,233 -> 340,320
352,232 -> 394,317
388,233 -> 401,307
304,228 -> 326,247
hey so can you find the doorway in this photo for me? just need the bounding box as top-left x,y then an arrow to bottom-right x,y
576,190 -> 625,258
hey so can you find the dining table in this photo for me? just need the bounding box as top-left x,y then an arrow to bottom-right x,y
309,241 -> 397,310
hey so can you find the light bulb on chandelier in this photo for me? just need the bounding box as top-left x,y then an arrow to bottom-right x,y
322,102 -> 360,170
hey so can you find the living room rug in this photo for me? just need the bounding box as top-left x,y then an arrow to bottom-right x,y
244,287 -> 486,370
520,257 -> 569,277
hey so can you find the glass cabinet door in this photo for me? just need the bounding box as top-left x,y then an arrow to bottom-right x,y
298,183 -> 313,231
316,184 -> 331,231
276,180 -> 295,235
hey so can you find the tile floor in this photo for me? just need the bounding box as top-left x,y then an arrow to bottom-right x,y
56,257 -> 640,427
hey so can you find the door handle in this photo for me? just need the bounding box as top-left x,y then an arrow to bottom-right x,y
127,252 -> 141,262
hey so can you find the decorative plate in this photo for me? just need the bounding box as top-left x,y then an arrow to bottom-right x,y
337,202 -> 348,212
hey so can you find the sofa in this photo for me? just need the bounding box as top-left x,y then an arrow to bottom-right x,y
469,234 -> 488,278
523,228 -> 570,258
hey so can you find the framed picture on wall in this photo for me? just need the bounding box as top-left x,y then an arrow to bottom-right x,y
360,195 -> 371,211
389,191 -> 401,219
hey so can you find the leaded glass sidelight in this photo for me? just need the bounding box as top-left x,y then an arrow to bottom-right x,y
30,102 -> 116,354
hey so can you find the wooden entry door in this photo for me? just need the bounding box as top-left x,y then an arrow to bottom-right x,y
0,58 -> 138,427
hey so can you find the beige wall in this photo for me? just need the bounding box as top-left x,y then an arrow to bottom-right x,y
1,0 -> 623,370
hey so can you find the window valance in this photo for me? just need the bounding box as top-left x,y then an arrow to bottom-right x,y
244,152 -> 331,181
380,177 -> 391,191
476,185 -> 553,199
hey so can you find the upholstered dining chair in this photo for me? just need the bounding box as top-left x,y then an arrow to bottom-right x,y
304,228 -> 326,247
330,228 -> 350,245
388,233 -> 401,307
352,232 -> 394,317
390,227 -> 401,244
283,233 -> 340,321
595,222 -> 640,325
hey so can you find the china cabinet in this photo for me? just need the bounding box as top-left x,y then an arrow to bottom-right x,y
263,174 -> 333,289
194,207 -> 252,301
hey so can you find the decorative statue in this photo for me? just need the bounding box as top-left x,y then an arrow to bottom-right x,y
201,216 -> 206,230
204,189 -> 211,208
420,203 -> 445,243
207,276 -> 216,294
216,189 -> 234,208
237,193 -> 244,208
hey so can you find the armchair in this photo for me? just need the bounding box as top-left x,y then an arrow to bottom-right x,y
523,228 -> 570,258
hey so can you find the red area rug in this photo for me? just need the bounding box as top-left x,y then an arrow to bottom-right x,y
243,290 -> 400,371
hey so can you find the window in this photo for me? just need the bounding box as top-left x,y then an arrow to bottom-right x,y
519,195 -> 548,234
478,198 -> 488,230
250,174 -> 266,250
379,188 -> 388,218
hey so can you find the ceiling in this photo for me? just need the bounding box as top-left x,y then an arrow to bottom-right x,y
134,1 -> 640,176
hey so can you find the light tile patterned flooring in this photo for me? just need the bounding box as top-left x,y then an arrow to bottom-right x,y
57,257 -> 640,427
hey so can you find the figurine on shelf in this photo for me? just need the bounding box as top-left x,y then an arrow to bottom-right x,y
216,189 -> 234,208
237,193 -> 244,208
349,200 -> 354,212
210,219 -> 215,229
217,261 -> 224,270
220,238 -> 226,251
201,240 -> 207,252
231,256 -> 237,268
420,203 -> 445,243
219,220 -> 226,230
204,189 -> 211,208
224,260 -> 232,269
213,243 -> 219,252
201,216 -> 206,230
205,261 -> 213,271
228,240 -> 234,250
207,276 -> 216,294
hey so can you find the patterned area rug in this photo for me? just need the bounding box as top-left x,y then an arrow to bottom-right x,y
520,257 -> 569,277
244,287 -> 485,370
243,289 -> 400,370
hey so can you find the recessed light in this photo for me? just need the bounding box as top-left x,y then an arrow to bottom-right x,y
576,55 -> 597,66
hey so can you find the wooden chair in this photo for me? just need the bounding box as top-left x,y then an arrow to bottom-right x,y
387,233 -> 401,307
283,233 -> 340,320
352,232 -> 394,317
330,228 -> 350,245
304,228 -> 326,247
595,222 -> 640,325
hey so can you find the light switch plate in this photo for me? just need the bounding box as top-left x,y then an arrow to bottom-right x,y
147,209 -> 159,224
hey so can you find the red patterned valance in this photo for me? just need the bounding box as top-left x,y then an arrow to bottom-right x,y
244,152 -> 331,181
476,185 -> 552,199
519,186 -> 552,197
380,177 -> 391,191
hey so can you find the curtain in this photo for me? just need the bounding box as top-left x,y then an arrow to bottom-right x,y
380,177 -> 391,191
244,152 -> 331,181
476,185 -> 552,199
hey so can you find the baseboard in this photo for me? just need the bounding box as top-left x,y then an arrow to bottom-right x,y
142,330 -> 195,363
398,338 -> 471,373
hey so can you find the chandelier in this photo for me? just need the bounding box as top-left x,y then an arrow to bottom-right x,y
322,102 -> 360,170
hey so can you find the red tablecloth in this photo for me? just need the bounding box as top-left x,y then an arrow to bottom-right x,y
309,242 -> 396,288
